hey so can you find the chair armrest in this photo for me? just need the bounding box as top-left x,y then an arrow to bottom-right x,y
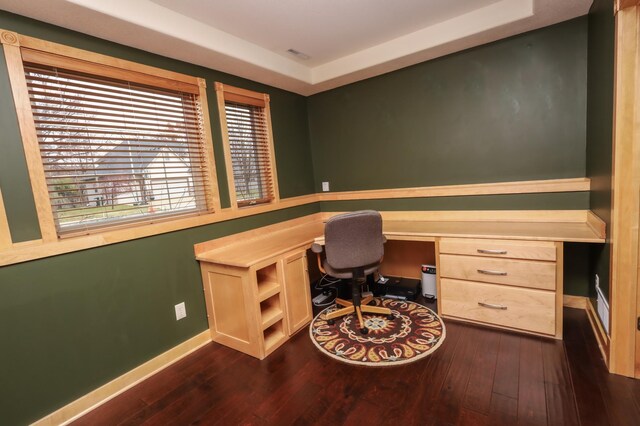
311,242 -> 324,253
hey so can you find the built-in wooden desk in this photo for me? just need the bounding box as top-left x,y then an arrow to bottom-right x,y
195,211 -> 605,357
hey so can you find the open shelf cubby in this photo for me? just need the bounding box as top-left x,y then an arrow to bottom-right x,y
260,293 -> 283,330
263,320 -> 286,352
256,263 -> 280,301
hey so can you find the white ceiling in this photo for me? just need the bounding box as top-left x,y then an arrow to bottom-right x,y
0,0 -> 592,95
151,0 -> 502,67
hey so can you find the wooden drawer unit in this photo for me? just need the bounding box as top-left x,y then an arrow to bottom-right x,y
439,254 -> 556,290
439,238 -> 557,261
440,278 -> 556,336
436,238 -> 563,339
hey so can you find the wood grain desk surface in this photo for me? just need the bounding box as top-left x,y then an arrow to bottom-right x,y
195,213 -> 605,268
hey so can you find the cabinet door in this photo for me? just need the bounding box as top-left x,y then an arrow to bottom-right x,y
200,263 -> 261,358
282,251 -> 313,335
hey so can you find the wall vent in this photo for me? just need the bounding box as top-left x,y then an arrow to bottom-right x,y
596,283 -> 610,335
286,49 -> 310,60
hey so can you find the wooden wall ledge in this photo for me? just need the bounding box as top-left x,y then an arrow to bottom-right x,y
0,178 -> 595,267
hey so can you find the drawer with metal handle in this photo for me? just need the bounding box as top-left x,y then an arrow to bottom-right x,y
440,278 -> 556,336
439,238 -> 557,261
439,254 -> 556,290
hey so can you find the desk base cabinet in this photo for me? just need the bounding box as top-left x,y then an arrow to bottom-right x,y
199,249 -> 313,359
437,238 -> 563,339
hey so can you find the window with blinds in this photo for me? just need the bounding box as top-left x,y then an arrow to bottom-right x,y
216,83 -> 277,208
23,63 -> 213,235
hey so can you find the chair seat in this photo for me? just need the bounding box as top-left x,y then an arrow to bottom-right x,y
322,260 -> 379,279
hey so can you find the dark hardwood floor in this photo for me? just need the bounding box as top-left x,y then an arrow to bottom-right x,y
72,307 -> 640,426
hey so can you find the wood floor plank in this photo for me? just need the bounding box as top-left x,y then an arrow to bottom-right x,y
463,329 -> 501,414
343,398 -> 387,426
430,323 -> 483,426
541,339 -> 579,426
517,337 -> 547,425
69,307 -> 640,426
71,396 -> 147,426
132,368 -> 185,406
122,347 -> 255,425
457,408 -> 490,426
488,393 -> 518,426
575,308 -> 640,426
563,308 -> 611,426
493,332 -> 521,399
404,321 -> 466,426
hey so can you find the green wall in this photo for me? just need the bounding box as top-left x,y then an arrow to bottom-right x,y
308,17 -> 588,193
0,11 -> 316,425
309,18 -> 592,298
586,0 -> 615,301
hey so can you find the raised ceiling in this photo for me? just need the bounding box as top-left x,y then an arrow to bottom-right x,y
0,0 -> 592,95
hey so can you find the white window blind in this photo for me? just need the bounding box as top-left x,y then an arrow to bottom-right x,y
24,63 -> 213,235
224,101 -> 275,207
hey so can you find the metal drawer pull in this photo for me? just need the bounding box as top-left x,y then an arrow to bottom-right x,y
477,249 -> 507,255
477,269 -> 507,276
478,302 -> 507,310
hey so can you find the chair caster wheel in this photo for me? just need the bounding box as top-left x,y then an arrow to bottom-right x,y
387,314 -> 395,320
360,327 -> 369,335
327,319 -> 335,325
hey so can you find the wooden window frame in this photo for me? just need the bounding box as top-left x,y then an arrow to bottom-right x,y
0,29 -> 221,241
215,82 -> 279,210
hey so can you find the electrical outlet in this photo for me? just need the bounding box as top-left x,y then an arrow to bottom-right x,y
595,274 -> 600,288
175,302 -> 187,320
322,181 -> 330,192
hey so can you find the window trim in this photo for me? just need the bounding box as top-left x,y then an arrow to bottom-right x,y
215,82 -> 279,209
1,29 -> 221,240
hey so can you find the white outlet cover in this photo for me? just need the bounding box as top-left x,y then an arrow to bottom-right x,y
175,302 -> 187,320
322,181 -> 330,192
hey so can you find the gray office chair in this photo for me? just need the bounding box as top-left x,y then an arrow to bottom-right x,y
311,210 -> 393,334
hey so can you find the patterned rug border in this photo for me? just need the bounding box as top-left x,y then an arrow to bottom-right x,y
308,299 -> 446,367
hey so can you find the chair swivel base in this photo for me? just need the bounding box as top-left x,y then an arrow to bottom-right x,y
324,296 -> 393,334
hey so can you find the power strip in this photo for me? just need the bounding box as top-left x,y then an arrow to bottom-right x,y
312,293 -> 333,304
384,294 -> 407,300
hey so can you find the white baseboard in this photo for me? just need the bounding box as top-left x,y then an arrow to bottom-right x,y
33,331 -> 212,426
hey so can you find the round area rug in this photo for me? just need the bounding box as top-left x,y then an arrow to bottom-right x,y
309,298 -> 446,366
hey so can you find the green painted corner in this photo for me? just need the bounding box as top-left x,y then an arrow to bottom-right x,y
586,0 -> 615,301
564,243 -> 591,297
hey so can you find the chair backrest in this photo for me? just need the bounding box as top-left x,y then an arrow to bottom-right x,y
324,210 -> 384,270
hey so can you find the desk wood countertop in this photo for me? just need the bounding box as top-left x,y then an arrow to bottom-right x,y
195,212 -> 605,268
195,219 -> 324,268
381,220 -> 604,243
